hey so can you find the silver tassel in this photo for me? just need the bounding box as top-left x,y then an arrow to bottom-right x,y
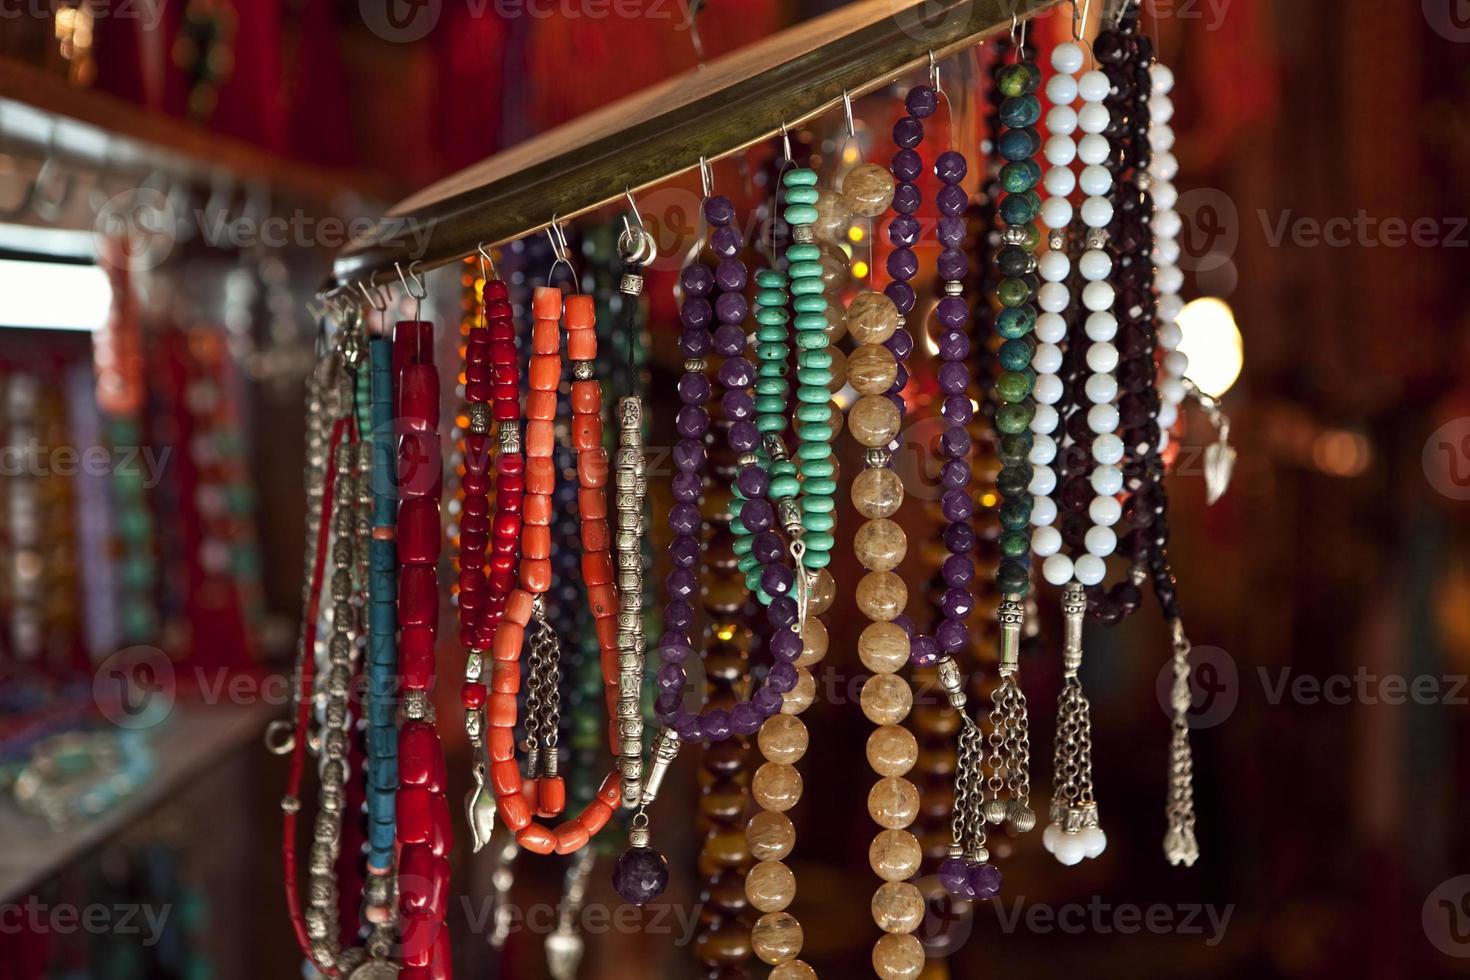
1044,583 -> 1105,865
1164,619 -> 1200,867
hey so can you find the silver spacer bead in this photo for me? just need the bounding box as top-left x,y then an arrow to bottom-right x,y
1002,226 -> 1030,245
793,225 -> 814,244
943,280 -> 964,295
573,360 -> 595,380
468,402 -> 490,434
499,424 -> 521,455
619,272 -> 645,296
1087,227 -> 1109,251
684,358 -> 706,373
403,689 -> 428,721
864,448 -> 892,468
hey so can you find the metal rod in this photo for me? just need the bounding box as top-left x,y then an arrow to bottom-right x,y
331,0 -> 1062,288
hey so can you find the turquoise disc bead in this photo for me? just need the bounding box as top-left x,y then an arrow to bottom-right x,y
788,260 -> 824,280
799,458 -> 835,478
793,313 -> 828,332
796,403 -> 832,422
756,269 -> 787,287
790,277 -> 825,297
757,343 -> 790,361
796,369 -> 831,388
757,416 -> 787,434
801,531 -> 835,552
796,389 -> 828,407
793,295 -> 827,313
770,474 -> 801,499
755,306 -> 790,326
795,331 -> 828,350
804,477 -> 837,496
733,535 -> 754,556
803,511 -> 835,533
801,494 -> 835,513
782,168 -> 818,186
785,185 -> 819,205
757,288 -> 789,308
797,442 -> 828,460
787,243 -> 821,262
797,424 -> 829,443
783,204 -> 819,226
755,394 -> 787,414
798,349 -> 832,368
755,377 -> 787,395
771,459 -> 797,477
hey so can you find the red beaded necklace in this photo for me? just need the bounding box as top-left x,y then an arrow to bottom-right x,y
460,283 -> 623,857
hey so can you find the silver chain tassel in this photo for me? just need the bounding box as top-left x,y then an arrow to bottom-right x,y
1164,619 -> 1200,866
982,595 -> 1034,833
1043,583 -> 1106,865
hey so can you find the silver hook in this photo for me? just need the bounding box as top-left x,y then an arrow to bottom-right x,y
477,241 -> 498,282
928,51 -> 941,93
842,91 -> 855,139
546,218 -> 577,291
624,188 -> 645,231
780,122 -> 792,164
395,260 -> 427,321
698,156 -> 713,198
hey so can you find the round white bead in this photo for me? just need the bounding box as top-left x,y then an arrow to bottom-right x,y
1046,104 -> 1078,136
1085,311 -> 1118,342
1090,464 -> 1123,496
1042,822 -> 1060,854
1037,250 -> 1071,283
1030,403 -> 1058,435
1032,342 -> 1063,374
1084,525 -> 1116,557
1152,179 -> 1178,212
1033,372 -> 1064,405
1156,264 -> 1184,294
1077,133 -> 1110,166
1157,400 -> 1179,428
1046,72 -> 1078,106
1077,69 -> 1110,103
1031,524 -> 1062,557
1043,165 -> 1076,198
1149,93 -> 1174,125
1154,208 -> 1182,239
1150,123 -> 1175,153
1028,464 -> 1056,496
1078,248 -> 1112,281
1044,134 -> 1077,167
1080,825 -> 1108,859
1077,101 -> 1109,134
1160,376 -> 1186,405
1079,163 -> 1112,197
1030,494 -> 1058,528
1042,553 -> 1075,586
1154,151 -> 1179,181
1091,432 -> 1124,465
1084,371 -> 1117,405
1080,195 -> 1114,229
1036,312 -> 1068,344
1038,281 -> 1071,314
1085,341 -> 1119,374
1052,42 -> 1085,74
1150,61 -> 1175,95
1089,494 -> 1121,527
1158,293 -> 1185,322
1165,349 -> 1190,377
1081,280 -> 1115,313
1155,235 -> 1180,265
1157,429 -> 1170,453
1029,433 -> 1057,465
1040,196 -> 1074,230
1073,554 -> 1108,587
1086,403 -> 1119,434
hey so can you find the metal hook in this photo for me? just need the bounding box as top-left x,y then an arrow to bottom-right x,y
842,91 -> 855,139
546,218 -> 578,291
780,122 -> 792,164
698,156 -> 713,198
928,51 -> 941,93
477,241 -> 498,282
356,280 -> 387,312
395,260 -> 427,321
624,188 -> 645,231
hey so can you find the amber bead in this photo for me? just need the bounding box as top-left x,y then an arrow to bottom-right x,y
867,776 -> 920,829
849,343 -> 899,396
846,291 -> 900,345
842,162 -> 898,217
817,241 -> 851,289
824,301 -> 849,343
856,571 -> 907,622
849,395 -> 902,448
858,621 -> 910,674
695,925 -> 753,966
827,346 -> 848,392
808,568 -> 837,615
752,911 -> 804,965
855,518 -> 907,571
771,961 -> 818,980
871,881 -> 926,934
752,762 -> 803,812
746,810 -> 796,862
796,617 -> 829,667
704,828 -> 752,868
872,931 -> 925,980
812,188 -> 853,243
852,467 -> 905,519
759,714 -> 808,765
861,673 -> 913,726
868,829 -> 923,882
746,860 -> 796,913
866,724 -> 919,776
782,667 -> 816,715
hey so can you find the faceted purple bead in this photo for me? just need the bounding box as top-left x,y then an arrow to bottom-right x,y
768,596 -> 798,629
940,458 -> 970,491
936,184 -> 967,216
888,213 -> 920,247
671,471 -> 702,502
674,712 -> 702,741
740,497 -> 775,532
767,660 -> 798,694
937,617 -> 968,653
753,531 -> 783,564
722,389 -> 754,422
891,149 -> 923,182
909,633 -> 939,667
887,328 -> 915,360
761,563 -> 794,597
935,295 -> 968,329
937,248 -> 969,283
613,847 -> 670,906
887,247 -> 918,282
654,691 -> 681,722
702,708 -> 733,741
905,85 -> 937,119
892,115 -> 923,149
943,521 -> 975,553
885,280 -> 915,315
940,587 -> 973,619
678,372 -> 711,405
666,599 -> 694,632
941,488 -> 974,522
938,361 -> 968,394
681,262 -> 714,296
669,535 -> 701,568
753,685 -> 784,717
939,857 -> 974,898
719,356 -> 754,389
675,405 -> 709,438
968,862 -> 1002,900
938,215 -> 965,249
673,438 -> 705,472
892,614 -> 916,638
731,701 -> 763,735
715,291 -> 748,326
893,182 -> 921,214
892,364 -> 910,393
942,554 -> 974,587
938,329 -> 969,361
657,662 -> 685,693
935,150 -> 968,184
680,297 -> 712,329
679,326 -> 710,357
716,258 -> 748,291
940,426 -> 972,459
713,323 -> 746,357
710,224 -> 742,258
943,393 -> 973,425
728,421 -> 759,453
703,194 -> 736,227
769,628 -> 802,662
733,464 -> 766,503
666,567 -> 697,600
669,502 -> 700,535
659,641 -> 692,664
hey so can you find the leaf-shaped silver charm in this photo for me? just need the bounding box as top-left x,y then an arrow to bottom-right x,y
466,778 -> 497,853
1203,439 -> 1236,505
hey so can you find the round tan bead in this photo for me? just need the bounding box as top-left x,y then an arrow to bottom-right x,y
752,911 -> 804,965
867,776 -> 920,829
854,518 -> 907,572
826,345 -> 848,392
770,961 -> 818,980
868,829 -> 923,882
841,162 -> 898,217
866,724 -> 919,776
817,241 -> 851,291
795,617 -> 828,667
871,881 -> 926,934
849,395 -> 902,448
812,188 -> 853,243
872,931 -> 925,980
746,859 -> 797,913
752,762 -> 803,812
781,666 -> 816,715
858,621 -> 910,674
846,291 -> 900,345
809,568 -> 836,615
848,343 -> 898,396
856,571 -> 907,622
746,810 -> 796,861
852,467 -> 904,519
824,301 -> 848,343
758,714 -> 808,765
861,673 -> 913,726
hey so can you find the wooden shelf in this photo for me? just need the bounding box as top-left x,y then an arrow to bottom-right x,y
0,57 -> 391,206
0,700 -> 275,902
332,0 -> 1063,286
